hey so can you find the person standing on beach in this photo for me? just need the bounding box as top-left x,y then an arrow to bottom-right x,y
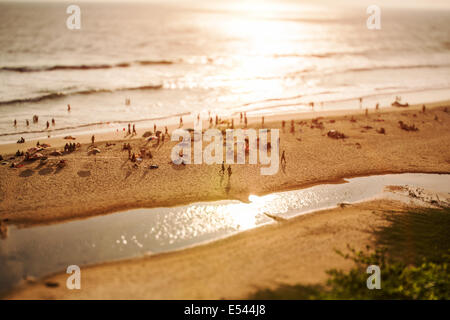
165,126 -> 168,136
281,150 -> 286,165
154,124 -> 156,134
46,121 -> 49,129
227,165 -> 232,179
220,161 -> 225,175
290,120 -> 294,133
244,116 -> 248,128
67,104 -> 71,112
26,119 -> 29,126
240,112 -> 243,123
14,119 -> 17,127
91,135 -> 95,145
128,123 -> 131,135
52,118 -> 55,126
180,116 -> 183,127
262,116 -> 264,128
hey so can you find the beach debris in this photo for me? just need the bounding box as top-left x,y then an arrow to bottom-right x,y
376,127 -> 386,134
27,147 -> 43,154
398,121 -> 418,131
391,101 -> 409,108
310,118 -> 324,129
338,202 -> 351,208
57,160 -> 67,168
392,96 -> 409,108
50,151 -> 62,157
361,125 -> 373,130
64,136 -> 76,140
142,131 -> 153,138
10,162 -> 23,168
263,212 -> 287,222
88,148 -> 101,155
44,281 -> 60,288
327,130 -> 347,139
30,152 -> 44,160
149,164 -> 159,169
355,142 -> 362,149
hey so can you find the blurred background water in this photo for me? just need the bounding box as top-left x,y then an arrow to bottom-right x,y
0,0 -> 449,142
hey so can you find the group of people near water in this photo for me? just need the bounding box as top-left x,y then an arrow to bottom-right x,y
14,115 -> 56,129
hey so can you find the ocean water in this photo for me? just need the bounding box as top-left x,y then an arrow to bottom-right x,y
0,1 -> 449,142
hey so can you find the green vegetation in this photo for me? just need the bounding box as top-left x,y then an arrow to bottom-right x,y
250,206 -> 450,300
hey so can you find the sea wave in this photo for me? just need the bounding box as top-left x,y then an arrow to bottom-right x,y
0,84 -> 163,105
0,59 -> 175,73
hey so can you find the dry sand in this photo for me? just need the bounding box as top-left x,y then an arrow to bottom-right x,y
0,102 -> 449,226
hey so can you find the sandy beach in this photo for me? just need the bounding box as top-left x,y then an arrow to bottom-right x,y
0,100 -> 448,299
0,102 -> 449,227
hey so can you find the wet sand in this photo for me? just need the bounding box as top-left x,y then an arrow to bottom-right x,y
0,101 -> 449,227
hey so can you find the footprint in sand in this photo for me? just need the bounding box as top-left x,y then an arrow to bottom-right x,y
77,170 -> 91,178
38,167 -> 53,176
19,169 -> 34,177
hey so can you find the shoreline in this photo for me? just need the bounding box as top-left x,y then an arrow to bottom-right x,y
2,86 -> 450,146
0,100 -> 449,227
1,98 -> 448,154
